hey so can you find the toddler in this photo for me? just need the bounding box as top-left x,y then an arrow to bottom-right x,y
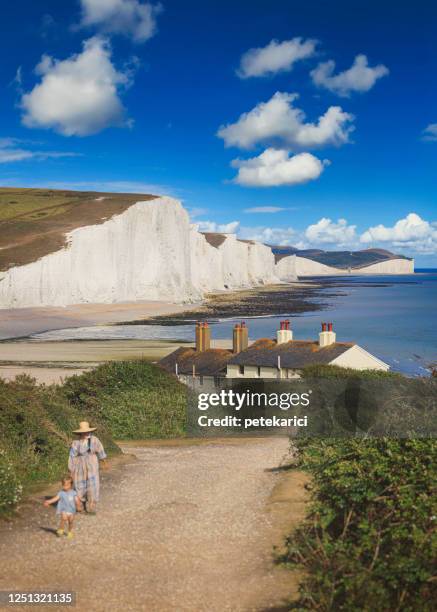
44,476 -> 79,539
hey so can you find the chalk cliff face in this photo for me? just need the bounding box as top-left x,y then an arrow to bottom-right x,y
216,236 -> 278,288
294,256 -> 414,276
0,197 -> 200,308
0,197 -> 280,308
275,255 -> 298,281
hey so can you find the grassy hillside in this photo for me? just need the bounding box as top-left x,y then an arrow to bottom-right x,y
0,360 -> 187,515
0,187 -> 154,271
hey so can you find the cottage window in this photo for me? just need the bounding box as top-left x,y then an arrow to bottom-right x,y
257,366 -> 261,377
239,365 -> 244,376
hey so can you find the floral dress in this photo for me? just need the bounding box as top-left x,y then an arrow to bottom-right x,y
68,435 -> 106,512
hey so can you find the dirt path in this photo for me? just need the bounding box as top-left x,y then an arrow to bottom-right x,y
0,438 -> 308,612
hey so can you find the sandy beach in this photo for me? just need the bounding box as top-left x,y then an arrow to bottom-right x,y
0,300 -> 201,383
0,300 -> 201,341
0,338 -> 195,384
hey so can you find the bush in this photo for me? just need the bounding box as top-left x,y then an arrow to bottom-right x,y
64,360 -> 187,439
0,448 -> 22,514
281,438 -> 437,611
300,364 -> 402,379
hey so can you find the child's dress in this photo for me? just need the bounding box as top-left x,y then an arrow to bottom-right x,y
56,490 -> 77,516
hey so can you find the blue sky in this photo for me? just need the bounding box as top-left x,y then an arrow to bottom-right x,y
1,0 -> 436,264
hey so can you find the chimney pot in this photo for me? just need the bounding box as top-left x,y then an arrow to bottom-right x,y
328,322 -> 333,332
321,322 -> 327,332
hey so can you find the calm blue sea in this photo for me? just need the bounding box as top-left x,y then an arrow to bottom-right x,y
32,271 -> 437,376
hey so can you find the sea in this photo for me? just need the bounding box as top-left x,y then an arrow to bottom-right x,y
30,270 -> 437,377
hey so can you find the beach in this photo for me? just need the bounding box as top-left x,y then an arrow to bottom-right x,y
0,300 -> 201,341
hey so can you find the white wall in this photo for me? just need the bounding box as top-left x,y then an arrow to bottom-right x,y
330,345 -> 390,371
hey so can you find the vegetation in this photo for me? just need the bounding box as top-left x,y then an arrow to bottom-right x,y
300,364 -> 403,379
0,187 -> 152,271
281,438 -> 437,611
64,360 -> 188,439
0,360 -> 187,515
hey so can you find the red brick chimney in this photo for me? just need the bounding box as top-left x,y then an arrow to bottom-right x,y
240,321 -> 248,351
195,321 -> 211,352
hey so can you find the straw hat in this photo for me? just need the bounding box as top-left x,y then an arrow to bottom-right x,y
73,421 -> 97,434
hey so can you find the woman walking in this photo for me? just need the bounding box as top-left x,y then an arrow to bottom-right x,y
68,421 -> 107,514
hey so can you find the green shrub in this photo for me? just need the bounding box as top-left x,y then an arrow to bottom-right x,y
0,448 -> 22,514
281,438 -> 437,611
64,360 -> 187,439
300,364 -> 403,379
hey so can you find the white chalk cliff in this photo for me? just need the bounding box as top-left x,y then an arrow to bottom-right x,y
0,197 -> 281,308
293,255 -> 414,276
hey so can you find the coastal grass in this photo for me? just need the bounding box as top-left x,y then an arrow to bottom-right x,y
0,360 -> 187,515
281,437 -> 437,611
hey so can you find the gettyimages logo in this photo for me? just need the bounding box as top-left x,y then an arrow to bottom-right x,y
197,389 -> 312,411
187,376 -> 437,438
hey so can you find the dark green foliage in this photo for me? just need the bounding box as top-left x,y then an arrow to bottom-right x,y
281,438 -> 437,611
63,360 -> 187,439
300,364 -> 402,379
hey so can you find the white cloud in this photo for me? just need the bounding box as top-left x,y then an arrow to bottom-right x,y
360,213 -> 437,254
231,148 -> 327,187
21,37 -> 132,136
196,220 -> 240,234
311,54 -> 389,97
422,124 -> 437,142
79,0 -> 161,43
244,206 -> 286,213
0,138 -> 78,164
217,92 -> 354,150
305,217 -> 357,246
237,37 -> 317,79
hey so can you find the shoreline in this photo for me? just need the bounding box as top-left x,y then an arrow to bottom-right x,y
117,281 -> 336,325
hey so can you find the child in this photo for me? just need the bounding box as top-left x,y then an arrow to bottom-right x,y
44,476 -> 80,539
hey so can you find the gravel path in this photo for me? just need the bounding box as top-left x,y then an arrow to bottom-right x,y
0,438 -> 305,612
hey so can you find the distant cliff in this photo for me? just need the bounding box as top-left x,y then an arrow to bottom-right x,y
293,255 -> 414,276
272,245 -> 413,271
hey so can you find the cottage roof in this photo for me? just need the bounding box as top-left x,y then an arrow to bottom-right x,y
159,346 -> 233,376
227,338 -> 354,368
